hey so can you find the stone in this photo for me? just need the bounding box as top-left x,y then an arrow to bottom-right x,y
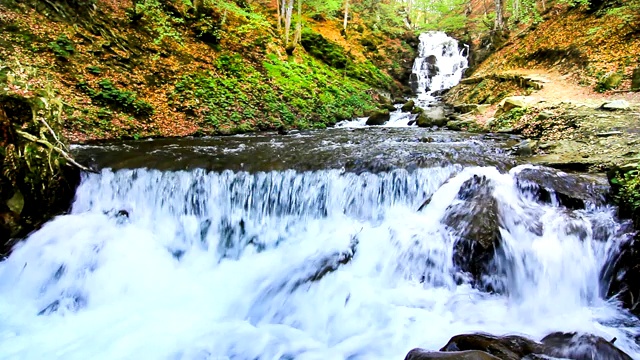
632,67 -> 640,91
405,349 -> 501,360
6,191 -> 24,215
412,107 -> 424,115
541,332 -> 633,360
537,111 -> 554,120
401,100 -> 416,112
499,96 -> 531,111
495,96 -> 533,117
434,332 -> 633,360
600,100 -> 630,111
441,176 -> 503,290
417,107 -> 447,127
514,166 -> 609,210
365,110 -> 391,126
446,119 -> 476,131
474,104 -> 491,115
513,139 -> 538,156
440,333 -> 542,360
453,104 -> 478,114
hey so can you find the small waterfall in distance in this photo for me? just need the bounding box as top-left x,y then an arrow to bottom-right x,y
338,31 -> 468,128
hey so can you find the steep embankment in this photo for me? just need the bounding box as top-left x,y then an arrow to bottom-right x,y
0,0 -> 417,142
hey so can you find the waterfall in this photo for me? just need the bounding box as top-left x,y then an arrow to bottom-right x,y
338,31 -> 468,128
410,31 -> 469,101
0,165 -> 638,359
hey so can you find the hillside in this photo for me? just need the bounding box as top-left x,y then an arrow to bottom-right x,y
0,0 -> 417,142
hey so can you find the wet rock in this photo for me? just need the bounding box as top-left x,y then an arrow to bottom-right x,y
435,332 -> 633,360
632,67 -> 640,91
440,333 -> 542,359
412,107 -> 424,115
600,100 -> 630,111
417,107 -> 447,127
604,235 -> 640,317
514,167 -> 607,210
541,332 -> 633,360
513,139 -> 538,156
405,349 -> 501,360
442,176 -> 502,289
401,100 -> 416,112
366,110 -> 391,126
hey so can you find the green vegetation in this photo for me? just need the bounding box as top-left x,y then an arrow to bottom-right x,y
77,79 -> 154,118
609,164 -> 640,223
47,34 -> 75,60
171,52 -> 378,132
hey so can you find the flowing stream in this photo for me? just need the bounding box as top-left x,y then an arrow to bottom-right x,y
1,33 -> 640,360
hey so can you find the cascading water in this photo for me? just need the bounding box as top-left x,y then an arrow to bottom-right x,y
410,31 -> 468,102
338,31 -> 468,128
1,163 -> 639,359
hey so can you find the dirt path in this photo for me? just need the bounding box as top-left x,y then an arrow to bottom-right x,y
502,69 -> 640,106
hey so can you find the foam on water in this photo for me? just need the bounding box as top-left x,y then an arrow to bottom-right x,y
0,165 -> 639,360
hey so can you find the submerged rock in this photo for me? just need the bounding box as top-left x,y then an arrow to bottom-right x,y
366,110 -> 391,126
405,349 -> 500,360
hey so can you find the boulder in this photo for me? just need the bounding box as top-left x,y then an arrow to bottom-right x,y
495,96 -> 533,117
405,349 -> 501,360
453,104 -> 479,114
446,119 -> 476,131
365,110 -> 391,126
412,107 -> 424,115
401,100 -> 416,112
541,332 -> 633,360
514,166 -> 608,210
600,100 -> 630,111
440,333 -> 542,360
434,332 -> 633,360
513,139 -> 538,156
632,67 -> 640,91
441,175 -> 502,290
417,107 -> 447,127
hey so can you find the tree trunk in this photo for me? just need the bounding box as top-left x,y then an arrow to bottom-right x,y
343,0 -> 349,32
276,0 -> 282,32
494,0 -> 505,30
294,0 -> 302,45
284,0 -> 294,47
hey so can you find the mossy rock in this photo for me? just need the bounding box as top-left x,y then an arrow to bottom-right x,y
596,72 -> 624,93
365,110 -> 390,126
401,100 -> 415,112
